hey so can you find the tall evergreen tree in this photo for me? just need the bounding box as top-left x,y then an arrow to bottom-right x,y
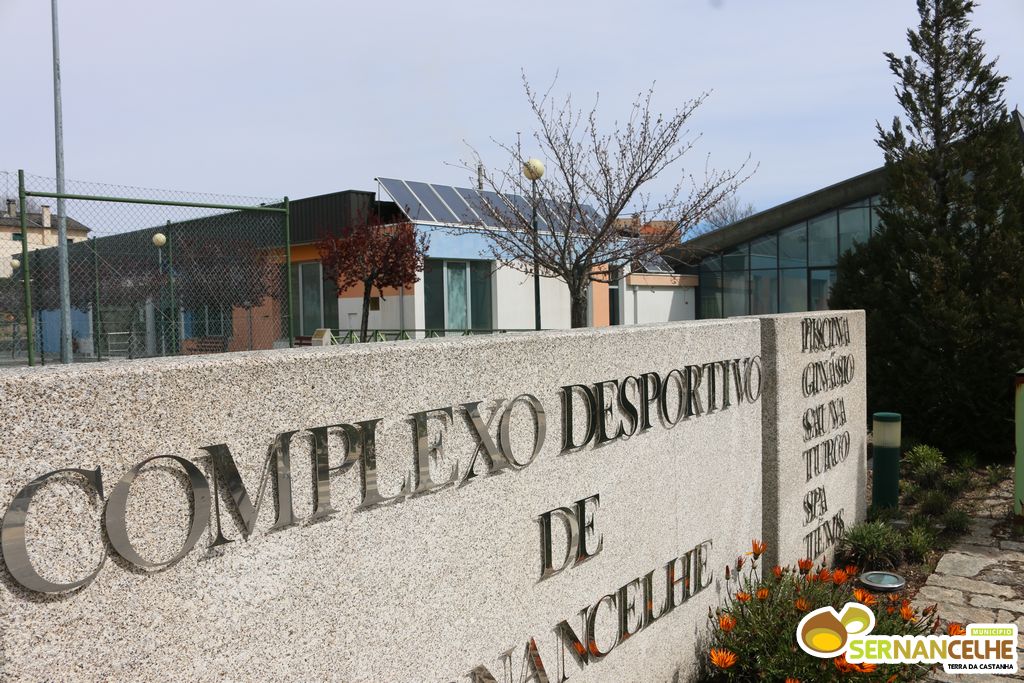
831,0 -> 1024,460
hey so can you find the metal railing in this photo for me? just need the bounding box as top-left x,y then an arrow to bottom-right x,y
296,328 -> 538,345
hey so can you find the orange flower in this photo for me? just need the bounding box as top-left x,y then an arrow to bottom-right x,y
832,569 -> 849,585
756,587 -> 770,600
947,622 -> 966,636
900,603 -> 916,622
772,565 -> 784,579
817,568 -> 832,583
735,555 -> 746,572
887,606 -> 895,615
886,674 -> 899,683
853,588 -> 877,607
795,597 -> 811,612
833,654 -> 856,673
750,539 -> 767,559
887,593 -> 902,604
856,662 -> 878,673
725,565 -> 731,581
735,591 -> 751,603
797,558 -> 814,575
785,679 -> 800,683
718,613 -> 736,633
845,564 -> 858,576
709,648 -> 738,670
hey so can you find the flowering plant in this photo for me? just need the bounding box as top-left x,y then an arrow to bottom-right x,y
700,540 -> 934,681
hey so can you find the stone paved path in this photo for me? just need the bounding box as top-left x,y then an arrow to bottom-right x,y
912,477 -> 1023,682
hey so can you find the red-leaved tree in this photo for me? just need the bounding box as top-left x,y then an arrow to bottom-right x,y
317,215 -> 428,341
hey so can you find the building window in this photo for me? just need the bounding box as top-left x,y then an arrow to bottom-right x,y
808,213 -> 838,266
809,268 -> 837,311
750,269 -> 778,314
778,224 -> 807,268
839,205 -> 870,253
699,256 -> 723,319
424,258 -> 493,332
183,305 -> 233,338
780,269 -> 807,313
722,270 -> 749,317
290,261 -> 338,337
608,265 -> 621,325
369,296 -> 380,312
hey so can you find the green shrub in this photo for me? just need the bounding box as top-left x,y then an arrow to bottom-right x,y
904,445 -> 946,488
941,470 -> 972,497
941,509 -> 971,534
868,504 -> 899,523
903,525 -> 935,563
699,544 -> 933,681
836,521 -> 904,569
900,480 -> 920,504
918,490 -> 951,517
954,451 -> 978,471
986,464 -> 1009,485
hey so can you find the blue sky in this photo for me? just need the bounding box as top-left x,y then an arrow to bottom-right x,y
3,0 -> 1023,213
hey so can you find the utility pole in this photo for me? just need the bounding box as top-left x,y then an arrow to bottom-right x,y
51,0 -> 72,363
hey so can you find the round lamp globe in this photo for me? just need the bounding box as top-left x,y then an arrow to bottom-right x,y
523,158 -> 545,181
152,233 -> 167,248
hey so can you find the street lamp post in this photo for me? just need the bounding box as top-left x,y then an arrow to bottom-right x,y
523,158 -> 545,331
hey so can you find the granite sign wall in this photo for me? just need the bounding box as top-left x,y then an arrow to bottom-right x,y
759,311 -> 867,569
0,313 -> 865,682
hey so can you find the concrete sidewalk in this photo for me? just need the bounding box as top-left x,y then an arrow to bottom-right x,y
911,476 -> 1023,681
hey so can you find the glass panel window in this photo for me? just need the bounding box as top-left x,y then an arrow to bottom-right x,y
722,271 -> 748,317
750,269 -> 778,314
445,261 -> 468,329
289,263 -> 300,336
750,234 -> 777,269
300,262 -> 322,336
839,207 -> 870,253
779,224 -> 807,268
700,255 -> 721,273
424,259 -> 444,330
322,272 -> 339,330
699,269 -> 722,319
722,243 -> 748,271
469,261 -> 492,329
809,269 -> 837,311
780,268 -> 807,313
808,213 -> 838,266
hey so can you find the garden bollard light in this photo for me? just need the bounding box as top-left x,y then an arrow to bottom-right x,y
872,412 -> 901,509
1015,368 -> 1023,516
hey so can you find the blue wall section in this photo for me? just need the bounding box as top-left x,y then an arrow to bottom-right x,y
417,224 -> 495,261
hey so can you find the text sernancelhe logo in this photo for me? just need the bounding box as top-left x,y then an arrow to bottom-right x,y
796,602 -> 1018,675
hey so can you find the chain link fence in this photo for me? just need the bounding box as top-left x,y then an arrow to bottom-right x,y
0,170 -> 292,366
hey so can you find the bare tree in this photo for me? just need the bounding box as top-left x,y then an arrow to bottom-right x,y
703,194 -> 756,231
458,74 -> 753,327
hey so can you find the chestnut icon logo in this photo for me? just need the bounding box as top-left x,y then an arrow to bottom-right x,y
797,603 -> 876,657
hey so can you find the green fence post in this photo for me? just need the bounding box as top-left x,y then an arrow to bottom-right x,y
166,221 -> 177,354
283,197 -> 294,348
91,236 -> 101,360
1015,368 -> 1023,516
872,412 -> 902,509
18,171 -> 34,366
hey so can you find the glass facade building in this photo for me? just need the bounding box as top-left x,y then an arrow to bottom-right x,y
698,195 -> 883,318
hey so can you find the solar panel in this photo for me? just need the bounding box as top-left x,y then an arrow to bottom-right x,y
377,178 -> 436,222
431,184 -> 481,224
377,177 -> 604,233
405,181 -> 458,224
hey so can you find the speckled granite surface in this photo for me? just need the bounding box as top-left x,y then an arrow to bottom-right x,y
0,318 -> 861,681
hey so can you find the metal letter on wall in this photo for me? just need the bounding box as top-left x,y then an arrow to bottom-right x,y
105,455 -> 211,568
1,467 -> 106,593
